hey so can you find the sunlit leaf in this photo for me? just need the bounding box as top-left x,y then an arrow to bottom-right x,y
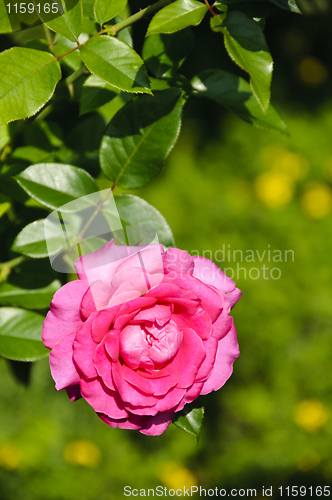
0,307 -> 49,361
100,89 -> 182,188
79,36 -> 152,94
191,69 -> 288,134
147,0 -> 208,35
0,48 -> 61,125
15,163 -> 99,210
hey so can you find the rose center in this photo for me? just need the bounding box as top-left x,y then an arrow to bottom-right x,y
120,320 -> 183,370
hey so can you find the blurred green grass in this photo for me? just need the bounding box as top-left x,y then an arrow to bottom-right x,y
1,102 -> 332,499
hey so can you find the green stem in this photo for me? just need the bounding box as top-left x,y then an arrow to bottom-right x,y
43,24 -> 54,51
65,65 -> 87,86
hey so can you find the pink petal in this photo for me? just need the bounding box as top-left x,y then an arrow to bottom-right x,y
164,273 -> 222,323
153,387 -> 186,412
42,311 -> 81,350
139,411 -> 174,436
121,364 -> 179,397
98,412 -> 149,430
49,280 -> 89,322
80,280 -> 113,319
196,337 -> 218,382
134,304 -> 172,325
193,256 -> 236,293
163,248 -> 194,275
146,283 -> 197,301
80,377 -> 128,419
111,362 -> 157,407
49,333 -> 80,391
42,280 -> 88,349
212,314 -> 233,341
91,308 -> 118,343
224,288 -> 242,312
173,307 -> 212,341
73,319 -> 98,380
94,337 -> 117,391
201,322 -> 240,395
105,331 -> 120,363
169,328 -> 206,389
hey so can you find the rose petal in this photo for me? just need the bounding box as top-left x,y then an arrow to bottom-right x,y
121,364 -> 179,397
98,412 -> 149,430
211,314 -> 233,341
49,333 -> 80,391
111,362 -> 157,407
224,288 -> 242,312
42,311 -> 81,350
80,280 -> 113,319
94,337 -> 117,391
139,411 -> 174,436
134,304 -> 172,325
91,308 -> 118,343
193,256 -> 236,293
164,273 -> 222,323
169,328 -> 206,389
73,319 -> 98,380
201,322 -> 240,395
173,307 -> 212,341
80,377 -> 128,419
163,248 -> 194,275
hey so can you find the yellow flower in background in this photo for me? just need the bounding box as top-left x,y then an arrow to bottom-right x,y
63,440 -> 101,468
298,56 -> 328,87
294,399 -> 328,432
301,183 -> 332,219
159,461 -> 198,491
297,450 -> 321,472
260,145 -> 309,180
255,171 -> 294,208
0,443 -> 22,470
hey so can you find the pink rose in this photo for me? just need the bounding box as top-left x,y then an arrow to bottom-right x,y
42,241 -> 241,436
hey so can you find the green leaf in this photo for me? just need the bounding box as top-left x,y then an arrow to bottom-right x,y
100,88 -> 182,189
114,194 -> 175,247
0,277 -> 61,309
0,201 -> 10,218
191,69 -> 288,134
94,0 -> 126,26
173,406 -> 204,443
147,0 -> 208,35
80,75 -> 119,115
0,48 -> 61,125
45,0 -> 83,42
142,28 -> 194,78
212,11 -> 273,113
0,307 -> 49,361
12,219 -> 64,258
267,0 -> 301,12
79,36 -> 152,95
15,163 -> 99,210
0,1 -> 11,34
